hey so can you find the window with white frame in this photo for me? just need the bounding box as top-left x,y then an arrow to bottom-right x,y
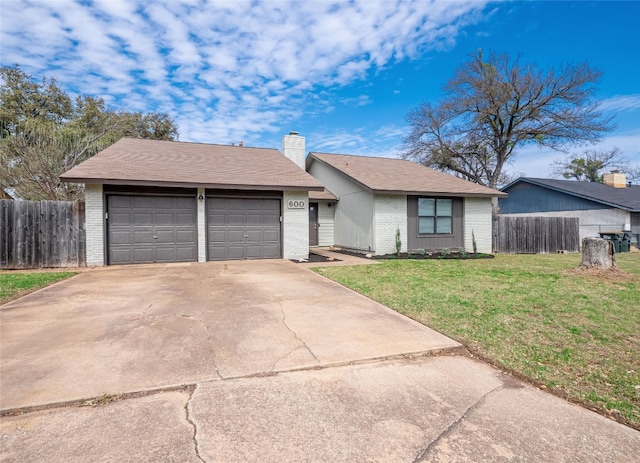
418,198 -> 453,234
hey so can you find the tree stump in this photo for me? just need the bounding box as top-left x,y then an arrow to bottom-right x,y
580,237 -> 616,269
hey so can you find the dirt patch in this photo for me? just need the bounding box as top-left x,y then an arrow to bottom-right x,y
565,266 -> 638,283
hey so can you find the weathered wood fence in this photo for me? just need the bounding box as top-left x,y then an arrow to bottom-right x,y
0,200 -> 86,269
493,216 -> 580,254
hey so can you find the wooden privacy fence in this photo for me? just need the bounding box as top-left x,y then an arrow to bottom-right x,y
0,199 -> 86,269
493,216 -> 580,254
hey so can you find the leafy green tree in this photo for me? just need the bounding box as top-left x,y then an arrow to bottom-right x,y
1,66 -> 179,200
403,51 -> 614,200
552,148 -> 626,182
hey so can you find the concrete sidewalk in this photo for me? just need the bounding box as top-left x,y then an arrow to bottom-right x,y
1,260 -> 639,462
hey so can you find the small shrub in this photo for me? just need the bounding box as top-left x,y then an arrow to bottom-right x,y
439,248 -> 450,259
459,247 -> 468,258
417,248 -> 426,256
472,230 -> 477,254
395,227 -> 402,257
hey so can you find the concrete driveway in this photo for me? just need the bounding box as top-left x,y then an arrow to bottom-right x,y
1,260 -> 638,462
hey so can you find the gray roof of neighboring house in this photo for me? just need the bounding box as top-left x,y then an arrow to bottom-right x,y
60,138 -> 323,191
501,177 -> 640,211
307,152 -> 506,197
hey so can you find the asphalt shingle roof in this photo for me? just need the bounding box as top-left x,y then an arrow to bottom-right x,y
503,178 -> 640,211
307,152 -> 506,197
60,138 -> 323,191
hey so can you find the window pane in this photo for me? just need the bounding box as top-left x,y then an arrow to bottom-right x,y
419,217 -> 434,234
437,199 -> 452,216
418,198 -> 435,216
436,217 -> 452,234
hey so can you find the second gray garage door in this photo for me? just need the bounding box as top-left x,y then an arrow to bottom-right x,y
107,195 -> 197,265
207,198 -> 281,260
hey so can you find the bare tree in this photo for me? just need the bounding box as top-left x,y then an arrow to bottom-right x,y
552,147 -> 627,182
403,51 -> 614,203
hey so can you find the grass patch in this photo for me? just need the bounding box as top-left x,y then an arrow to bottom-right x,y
314,253 -> 640,429
0,272 -> 77,305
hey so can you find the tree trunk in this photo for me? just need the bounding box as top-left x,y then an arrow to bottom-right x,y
580,238 -> 616,269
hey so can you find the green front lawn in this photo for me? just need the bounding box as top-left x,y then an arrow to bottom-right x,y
314,253 -> 640,429
0,272 -> 78,305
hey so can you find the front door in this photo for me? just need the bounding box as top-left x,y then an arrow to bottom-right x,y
309,202 -> 319,246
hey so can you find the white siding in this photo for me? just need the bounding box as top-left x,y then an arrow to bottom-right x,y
317,201 -> 335,246
197,187 -> 206,262
85,184 -> 105,266
308,162 -> 374,251
373,194 -> 407,255
283,191 -> 309,260
464,197 -> 493,253
502,209 -> 630,243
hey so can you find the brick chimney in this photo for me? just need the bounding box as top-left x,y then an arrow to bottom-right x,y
282,131 -> 305,170
602,171 -> 627,188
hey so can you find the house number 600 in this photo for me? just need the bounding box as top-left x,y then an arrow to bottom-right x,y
287,200 -> 305,209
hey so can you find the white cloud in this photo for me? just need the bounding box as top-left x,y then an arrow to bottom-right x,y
1,0 -> 491,143
599,94 -> 640,113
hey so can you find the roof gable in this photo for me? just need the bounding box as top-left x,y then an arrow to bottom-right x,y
60,138 -> 323,191
307,152 -> 506,197
502,178 -> 640,211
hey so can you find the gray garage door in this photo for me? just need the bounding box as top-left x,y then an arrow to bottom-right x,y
107,195 -> 197,265
207,198 -> 281,260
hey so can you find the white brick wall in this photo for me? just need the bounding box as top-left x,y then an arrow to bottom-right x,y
84,184 -> 105,266
283,191 -> 309,260
373,194 -> 407,255
197,188 -> 206,262
282,133 -> 305,169
464,197 -> 493,253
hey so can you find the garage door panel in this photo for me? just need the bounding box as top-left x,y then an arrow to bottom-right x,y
110,248 -> 132,263
245,230 -> 263,243
208,230 -> 226,243
132,213 -> 154,226
133,229 -> 155,245
132,196 -> 154,208
132,247 -> 154,263
154,212 -> 176,226
207,197 -> 281,261
154,229 -> 176,244
263,200 -> 280,211
227,229 -> 246,242
263,229 -> 280,242
227,214 -> 245,226
227,246 -> 245,260
263,245 -> 280,258
176,213 -> 196,224
176,230 -> 196,243
107,195 -> 197,265
110,230 -> 132,245
263,214 -> 280,226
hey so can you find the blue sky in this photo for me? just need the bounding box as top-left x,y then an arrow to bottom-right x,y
2,0 -> 639,180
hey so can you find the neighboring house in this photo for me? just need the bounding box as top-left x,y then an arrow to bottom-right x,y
499,174 -> 640,246
60,132 -> 505,266
306,152 -> 505,255
60,134 -> 323,265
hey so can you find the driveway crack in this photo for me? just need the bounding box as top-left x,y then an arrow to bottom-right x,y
272,304 -> 321,371
185,385 -> 206,463
176,314 -> 222,380
412,384 -> 504,462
